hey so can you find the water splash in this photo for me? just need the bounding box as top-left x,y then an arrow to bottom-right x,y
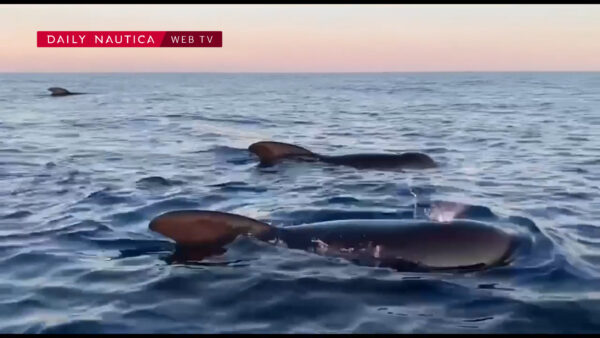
409,187 -> 418,219
400,176 -> 420,219
427,202 -> 468,223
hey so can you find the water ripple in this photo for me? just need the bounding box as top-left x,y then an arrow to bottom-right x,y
0,73 -> 599,333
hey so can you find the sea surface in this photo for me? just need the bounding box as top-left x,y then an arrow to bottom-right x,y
1,72 -> 599,333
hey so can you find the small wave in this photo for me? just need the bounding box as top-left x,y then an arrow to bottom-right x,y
0,148 -> 22,154
210,181 -> 267,193
0,219 -> 112,243
273,209 -> 403,225
456,80 -> 492,86
57,170 -> 90,185
388,87 -> 435,94
565,135 -> 589,142
192,115 -> 266,125
0,161 -> 39,167
325,196 -> 361,204
405,104 -> 441,112
41,320 -> 129,334
562,224 -> 600,238
192,145 -> 246,155
82,188 -> 131,205
136,176 -> 182,189
110,198 -> 201,226
1,210 -> 32,219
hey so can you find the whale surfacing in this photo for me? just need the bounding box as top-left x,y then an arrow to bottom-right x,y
248,141 -> 437,170
248,141 -> 316,166
48,87 -> 84,96
149,210 -> 517,272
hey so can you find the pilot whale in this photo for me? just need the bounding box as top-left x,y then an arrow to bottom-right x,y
149,210 -> 518,272
248,141 -> 437,170
48,87 -> 85,96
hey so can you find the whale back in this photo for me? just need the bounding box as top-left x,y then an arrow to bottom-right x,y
248,141 -> 317,166
48,87 -> 72,96
280,219 -> 516,271
248,140 -> 437,170
321,152 -> 437,169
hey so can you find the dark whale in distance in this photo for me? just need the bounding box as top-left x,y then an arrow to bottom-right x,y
149,210 -> 518,272
48,87 -> 85,96
248,141 -> 437,170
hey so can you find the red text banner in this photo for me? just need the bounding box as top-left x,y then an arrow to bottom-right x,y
37,31 -> 222,48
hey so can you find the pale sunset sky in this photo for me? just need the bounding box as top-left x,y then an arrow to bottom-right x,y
1,4 -> 599,72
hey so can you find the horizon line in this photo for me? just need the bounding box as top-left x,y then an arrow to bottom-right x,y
2,70 -> 600,74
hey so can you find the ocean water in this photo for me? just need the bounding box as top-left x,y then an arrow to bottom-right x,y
0,72 -> 599,333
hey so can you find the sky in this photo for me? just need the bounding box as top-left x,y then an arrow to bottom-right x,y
0,4 -> 599,72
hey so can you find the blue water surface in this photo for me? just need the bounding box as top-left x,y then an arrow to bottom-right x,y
0,72 -> 599,333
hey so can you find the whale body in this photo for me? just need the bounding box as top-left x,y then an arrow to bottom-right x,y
248,141 -> 437,170
48,87 -> 85,96
149,210 -> 518,272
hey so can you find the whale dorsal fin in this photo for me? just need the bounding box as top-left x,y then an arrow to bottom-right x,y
248,141 -> 316,165
48,87 -> 72,96
149,210 -> 273,246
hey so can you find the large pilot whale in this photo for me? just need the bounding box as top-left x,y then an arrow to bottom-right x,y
149,210 -> 519,272
47,87 -> 85,96
248,141 -> 437,170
